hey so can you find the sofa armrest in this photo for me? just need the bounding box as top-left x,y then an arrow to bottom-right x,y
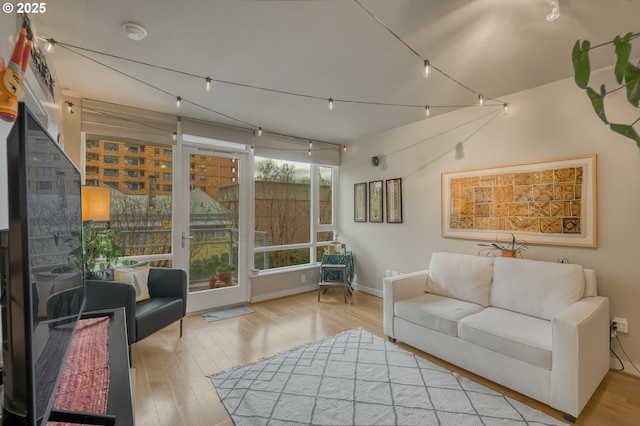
84,279 -> 137,344
551,296 -> 609,418
383,270 -> 429,339
147,268 -> 188,315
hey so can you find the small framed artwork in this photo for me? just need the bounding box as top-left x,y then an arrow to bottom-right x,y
354,183 -> 367,222
386,178 -> 403,223
369,180 -> 384,223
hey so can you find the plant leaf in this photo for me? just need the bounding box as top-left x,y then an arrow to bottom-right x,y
624,62 -> 640,107
614,33 -> 633,84
572,39 -> 591,89
610,123 -> 640,147
586,86 -> 608,124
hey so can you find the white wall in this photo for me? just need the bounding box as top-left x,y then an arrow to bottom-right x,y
339,67 -> 640,372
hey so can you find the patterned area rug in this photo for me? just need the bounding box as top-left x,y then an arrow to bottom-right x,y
202,305 -> 254,322
208,328 -> 566,425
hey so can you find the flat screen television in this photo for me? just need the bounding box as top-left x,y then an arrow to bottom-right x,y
1,103 -> 85,425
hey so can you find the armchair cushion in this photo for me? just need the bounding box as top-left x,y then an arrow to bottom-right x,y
113,262 -> 151,302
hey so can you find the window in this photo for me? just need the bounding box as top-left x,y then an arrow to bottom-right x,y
36,181 -> 52,190
125,182 -> 143,190
200,175 -> 206,181
154,160 -> 160,167
104,142 -> 119,151
35,167 -> 52,176
199,164 -> 206,170
164,184 -> 172,192
35,138 -> 49,147
86,139 -> 100,149
163,173 -> 172,180
164,161 -> 172,169
200,155 -> 206,160
85,137 -> 172,260
35,152 -> 50,161
190,174 -> 195,180
86,166 -> 99,175
163,149 -> 172,157
154,148 -> 160,155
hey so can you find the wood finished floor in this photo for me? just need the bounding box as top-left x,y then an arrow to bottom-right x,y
131,290 -> 640,426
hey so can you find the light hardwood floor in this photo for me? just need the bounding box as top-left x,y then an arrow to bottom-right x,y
131,290 -> 640,426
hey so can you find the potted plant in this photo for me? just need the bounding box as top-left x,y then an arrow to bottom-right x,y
215,262 -> 235,285
63,222 -> 125,276
478,234 -> 528,258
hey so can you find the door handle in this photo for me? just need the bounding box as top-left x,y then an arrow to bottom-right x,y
181,232 -> 194,248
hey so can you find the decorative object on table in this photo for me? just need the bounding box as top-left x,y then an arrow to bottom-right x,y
441,154 -> 597,247
354,182 -> 367,222
572,32 -> 640,147
477,233 -> 529,258
0,26 -> 32,122
202,305 -> 254,322
385,178 -> 403,223
368,180 -> 384,223
215,262 -> 235,285
208,328 -> 566,426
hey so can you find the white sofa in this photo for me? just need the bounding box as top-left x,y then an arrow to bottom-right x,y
383,252 -> 610,421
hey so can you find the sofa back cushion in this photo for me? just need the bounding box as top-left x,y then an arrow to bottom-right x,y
490,257 -> 585,320
426,252 -> 494,306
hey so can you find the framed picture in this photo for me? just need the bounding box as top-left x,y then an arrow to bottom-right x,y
369,180 -> 384,223
386,178 -> 403,223
441,154 -> 597,247
354,183 -> 367,222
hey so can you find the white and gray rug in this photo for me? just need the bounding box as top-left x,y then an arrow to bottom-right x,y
202,305 -> 254,322
208,328 -> 566,425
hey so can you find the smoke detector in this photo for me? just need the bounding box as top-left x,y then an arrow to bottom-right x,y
122,23 -> 148,41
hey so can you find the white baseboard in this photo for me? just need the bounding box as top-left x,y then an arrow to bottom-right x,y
352,283 -> 382,298
251,284 -> 317,303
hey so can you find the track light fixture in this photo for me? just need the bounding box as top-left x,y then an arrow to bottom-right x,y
65,101 -> 74,114
425,105 -> 430,117
328,98 -> 334,110
258,127 -> 263,136
176,96 -> 182,108
478,94 -> 484,107
205,76 -> 212,92
424,59 -> 430,78
44,38 -> 56,53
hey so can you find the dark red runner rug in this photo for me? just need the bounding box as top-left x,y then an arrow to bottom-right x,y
49,316 -> 110,425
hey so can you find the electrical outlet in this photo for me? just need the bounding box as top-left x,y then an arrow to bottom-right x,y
612,317 -> 628,333
301,274 -> 306,283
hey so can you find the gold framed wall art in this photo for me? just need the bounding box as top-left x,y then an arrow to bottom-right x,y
441,154 -> 597,247
386,178 -> 403,223
369,180 -> 384,223
354,183 -> 367,222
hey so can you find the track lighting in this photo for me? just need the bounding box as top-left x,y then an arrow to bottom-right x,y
503,103 -> 509,115
258,127 -> 262,137
424,60 -> 430,78
343,145 -> 347,152
205,77 -> 212,92
425,105 -> 430,117
478,94 -> 484,107
328,98 -> 334,110
172,131 -> 177,141
176,96 -> 182,108
65,101 -> 74,114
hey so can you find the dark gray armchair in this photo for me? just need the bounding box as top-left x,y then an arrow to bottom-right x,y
84,267 -> 188,348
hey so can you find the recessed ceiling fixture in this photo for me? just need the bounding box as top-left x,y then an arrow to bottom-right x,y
546,0 -> 560,22
122,22 -> 148,41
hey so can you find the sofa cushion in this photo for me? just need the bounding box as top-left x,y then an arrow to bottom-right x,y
459,307 -> 552,370
490,257 -> 585,320
426,252 -> 494,306
395,293 -> 485,337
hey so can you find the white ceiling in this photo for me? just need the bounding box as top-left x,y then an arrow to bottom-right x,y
30,0 -> 640,145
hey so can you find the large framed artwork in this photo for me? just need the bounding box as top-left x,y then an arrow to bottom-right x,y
368,180 -> 384,223
386,178 -> 403,223
441,154 -> 597,247
354,183 -> 367,222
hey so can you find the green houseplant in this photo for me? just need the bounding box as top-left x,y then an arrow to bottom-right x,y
215,262 -> 235,285
478,234 -> 528,258
63,222 -> 124,275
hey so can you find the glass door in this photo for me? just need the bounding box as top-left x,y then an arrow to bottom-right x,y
178,145 -> 249,312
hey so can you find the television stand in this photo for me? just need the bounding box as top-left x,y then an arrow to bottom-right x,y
49,308 -> 134,425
